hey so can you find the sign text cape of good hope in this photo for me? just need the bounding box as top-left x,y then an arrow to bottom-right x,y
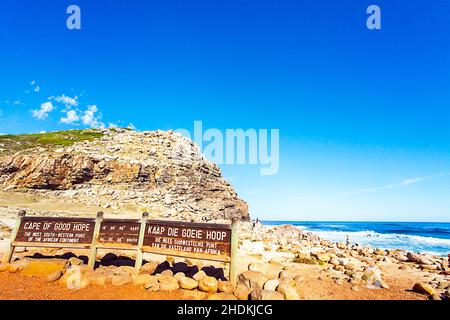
14,216 -> 95,246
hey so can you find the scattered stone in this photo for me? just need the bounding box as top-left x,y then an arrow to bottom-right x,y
46,270 -> 63,282
8,260 -> 29,273
248,263 -> 265,273
111,274 -> 132,286
59,267 -> 90,289
144,276 -> 160,291
233,283 -> 252,300
139,262 -> 158,275
174,272 -> 185,280
218,280 -> 234,294
198,276 -> 218,293
179,276 -> 198,290
237,271 -> 266,290
88,273 -> 108,286
208,293 -> 238,300
276,283 -> 299,300
133,274 -> 153,286
0,263 -> 10,272
263,279 -> 279,291
160,269 -> 174,277
413,282 -> 435,296
250,289 -> 284,300
68,257 -> 84,266
429,294 -> 442,301
193,270 -> 207,281
159,276 -> 180,291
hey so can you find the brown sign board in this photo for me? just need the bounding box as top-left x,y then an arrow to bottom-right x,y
98,219 -> 141,247
14,216 -> 95,246
142,220 -> 232,262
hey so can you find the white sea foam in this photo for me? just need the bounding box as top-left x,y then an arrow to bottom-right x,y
263,223 -> 450,256
307,229 -> 450,256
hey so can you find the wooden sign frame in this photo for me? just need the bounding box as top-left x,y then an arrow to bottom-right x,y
2,211 -> 239,285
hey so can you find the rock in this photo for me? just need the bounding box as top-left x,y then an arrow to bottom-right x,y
88,273 -> 108,286
133,274 -> 153,286
237,271 -> 266,290
139,262 -> 158,275
59,266 -> 90,289
174,272 -> 185,280
218,280 -> 234,293
413,282 -> 435,296
144,276 -> 160,291
21,259 -> 68,277
159,276 -> 180,291
248,263 -> 266,273
179,276 -> 198,290
111,274 -> 132,286
233,283 -> 252,300
68,257 -> 84,266
198,276 -> 218,293
429,294 -> 442,301
208,292 -> 238,300
0,263 -> 10,272
193,270 -> 207,281
250,289 -> 284,300
113,266 -> 137,276
46,270 -> 63,282
312,252 -> 331,263
8,260 -> 29,273
276,283 -> 299,300
160,269 -> 173,277
263,279 -> 279,291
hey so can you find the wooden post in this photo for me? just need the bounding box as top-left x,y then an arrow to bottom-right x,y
2,210 -> 26,264
229,217 -> 239,286
134,212 -> 148,271
88,211 -> 103,269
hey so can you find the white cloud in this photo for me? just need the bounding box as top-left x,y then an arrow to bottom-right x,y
81,105 -> 104,128
60,110 -> 80,124
341,172 -> 449,195
52,94 -> 78,108
12,100 -> 24,106
30,80 -> 40,93
31,101 -> 54,120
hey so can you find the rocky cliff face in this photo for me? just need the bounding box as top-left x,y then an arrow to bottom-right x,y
0,129 -> 249,222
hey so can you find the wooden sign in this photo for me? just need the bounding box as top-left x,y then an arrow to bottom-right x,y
14,216 -> 95,246
98,219 -> 141,247
3,211 -> 239,285
143,220 -> 232,262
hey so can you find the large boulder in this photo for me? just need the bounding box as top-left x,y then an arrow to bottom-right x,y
21,259 -> 68,277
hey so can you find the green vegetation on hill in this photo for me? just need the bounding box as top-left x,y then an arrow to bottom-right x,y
0,129 -> 104,155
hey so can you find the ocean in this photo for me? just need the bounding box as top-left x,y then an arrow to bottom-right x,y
261,221 -> 450,257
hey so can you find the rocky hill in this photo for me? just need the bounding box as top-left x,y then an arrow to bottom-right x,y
0,128 -> 249,222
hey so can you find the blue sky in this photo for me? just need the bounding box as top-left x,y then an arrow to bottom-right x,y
0,1 -> 449,221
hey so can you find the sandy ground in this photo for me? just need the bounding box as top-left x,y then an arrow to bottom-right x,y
0,263 -> 425,300
0,248 -> 427,300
